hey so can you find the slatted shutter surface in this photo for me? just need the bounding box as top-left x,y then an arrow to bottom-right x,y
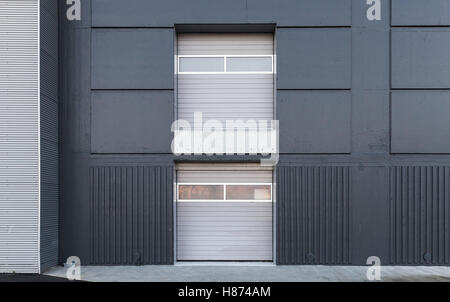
177,164 -> 273,261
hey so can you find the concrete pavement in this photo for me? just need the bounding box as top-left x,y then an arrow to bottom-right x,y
44,264 -> 450,282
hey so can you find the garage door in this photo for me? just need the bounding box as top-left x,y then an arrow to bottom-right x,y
177,33 -> 274,125
176,163 -> 273,261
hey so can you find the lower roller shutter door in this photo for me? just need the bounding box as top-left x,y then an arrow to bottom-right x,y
176,164 -> 273,261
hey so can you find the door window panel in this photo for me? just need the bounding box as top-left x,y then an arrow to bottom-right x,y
225,185 -> 272,201
226,56 -> 273,72
178,185 -> 224,200
178,57 -> 224,72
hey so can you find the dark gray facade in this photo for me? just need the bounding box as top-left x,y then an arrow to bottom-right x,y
90,166 -> 173,265
59,0 -> 450,266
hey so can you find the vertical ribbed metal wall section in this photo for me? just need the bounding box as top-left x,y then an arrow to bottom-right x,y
90,166 -> 174,265
277,166 -> 351,265
40,0 -> 59,272
0,0 -> 40,273
389,166 -> 450,265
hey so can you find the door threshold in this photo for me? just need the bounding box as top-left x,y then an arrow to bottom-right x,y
175,261 -> 276,267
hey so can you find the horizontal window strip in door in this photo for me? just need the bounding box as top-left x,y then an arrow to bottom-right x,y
177,55 -> 274,74
177,183 -> 273,202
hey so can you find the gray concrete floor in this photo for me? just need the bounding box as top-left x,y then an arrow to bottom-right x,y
44,264 -> 450,282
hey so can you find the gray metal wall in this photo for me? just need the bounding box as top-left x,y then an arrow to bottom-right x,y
277,167 -> 352,264
40,0 -> 59,272
90,166 -> 173,265
0,0 -> 40,273
60,0 -> 450,265
389,166 -> 450,265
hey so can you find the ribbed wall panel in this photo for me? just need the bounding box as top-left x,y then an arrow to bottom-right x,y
0,0 -> 40,273
277,166 -> 351,265
90,166 -> 174,265
40,0 -> 58,272
389,166 -> 450,265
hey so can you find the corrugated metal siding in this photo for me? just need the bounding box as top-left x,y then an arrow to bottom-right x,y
389,166 -> 450,265
277,167 -> 351,265
176,163 -> 273,261
0,0 -> 40,273
90,166 -> 174,265
177,33 -> 274,125
40,0 -> 58,272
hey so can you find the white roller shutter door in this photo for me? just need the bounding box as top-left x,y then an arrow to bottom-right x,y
176,164 -> 273,261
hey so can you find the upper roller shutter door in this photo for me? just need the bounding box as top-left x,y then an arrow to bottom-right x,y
177,33 -> 274,125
